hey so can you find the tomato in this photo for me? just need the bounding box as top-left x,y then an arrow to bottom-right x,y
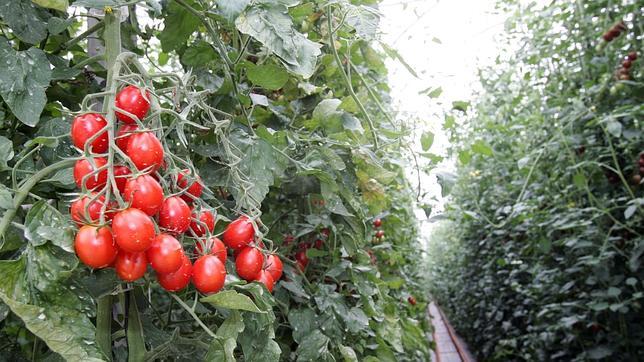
70,193 -> 113,226
126,131 -> 164,172
74,225 -> 118,268
627,51 -> 637,61
192,255 -> 226,294
158,196 -> 191,233
190,209 -> 215,237
314,239 -> 324,249
73,158 -> 108,190
113,165 -> 131,194
115,85 -> 150,123
116,124 -> 138,151
195,237 -> 227,264
320,228 -> 330,237
71,113 -> 108,153
114,251 -> 148,282
373,218 -> 382,228
157,253 -> 192,292
408,296 -> 417,306
147,233 -> 184,274
235,247 -> 264,281
254,269 -> 275,293
222,216 -> 255,250
295,250 -> 308,271
375,230 -> 385,238
112,208 -> 156,252
265,254 -> 283,282
177,169 -> 203,203
123,175 -> 164,216
283,234 -> 294,246
622,59 -> 632,69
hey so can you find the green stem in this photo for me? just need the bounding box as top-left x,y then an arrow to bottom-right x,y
56,21 -> 105,53
73,54 -> 105,69
127,292 -> 146,362
170,294 -> 216,338
96,295 -> 113,360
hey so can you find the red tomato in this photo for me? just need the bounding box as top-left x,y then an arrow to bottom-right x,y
113,165 -> 131,194
111,208 -> 156,252
222,216 -> 255,250
235,247 -> 264,281
126,131 -> 164,172
74,225 -> 118,268
157,253 -> 192,292
70,193 -> 113,226
195,237 -> 227,264
320,228 -> 330,237
314,239 -> 324,249
158,196 -> 191,233
116,124 -> 138,151
375,230 -> 385,238
190,209 -> 215,237
254,269 -> 275,293
71,113 -> 108,153
115,85 -> 150,124
295,250 -> 309,271
147,233 -> 184,274
373,218 -> 382,228
265,254 -> 283,282
114,251 -> 148,282
73,158 -> 108,190
177,169 -> 203,203
192,255 -> 226,294
627,51 -> 638,61
123,175 -> 164,216
408,296 -> 417,306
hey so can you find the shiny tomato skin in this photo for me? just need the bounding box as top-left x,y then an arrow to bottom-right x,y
123,174 -> 164,216
113,165 -> 131,194
375,230 -> 385,238
158,196 -> 191,233
116,124 -> 138,151
74,226 -> 118,268
235,247 -> 264,281
115,251 -> 148,282
70,193 -> 113,226
195,237 -> 227,264
295,250 -> 309,271
254,269 -> 275,293
192,255 -> 226,294
177,169 -> 203,203
115,85 -> 150,123
190,209 -> 215,237
73,158 -> 108,190
147,233 -> 184,274
71,113 -> 108,153
157,254 -> 192,292
373,218 -> 382,228
126,131 -> 164,172
111,208 -> 156,252
265,254 -> 283,282
222,216 -> 255,250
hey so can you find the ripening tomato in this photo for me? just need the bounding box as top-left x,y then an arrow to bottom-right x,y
158,196 -> 191,233
74,158 -> 108,190
115,85 -> 150,123
147,233 -> 184,274
254,269 -> 275,293
265,254 -> 283,282
235,247 -> 264,281
74,225 -> 118,268
195,237 -> 227,264
408,296 -> 417,306
177,169 -> 203,203
222,216 -> 255,250
157,253 -> 192,292
123,175 -> 164,216
192,255 -> 226,294
190,209 -> 215,237
70,193 -> 114,226
115,251 -> 148,282
71,113 -> 108,153
116,124 -> 138,151
295,250 -> 309,271
375,230 -> 385,238
373,218 -> 382,228
113,165 -> 131,194
126,131 -> 164,172
112,208 -> 156,252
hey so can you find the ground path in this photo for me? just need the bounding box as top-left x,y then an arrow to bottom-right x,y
428,303 -> 476,362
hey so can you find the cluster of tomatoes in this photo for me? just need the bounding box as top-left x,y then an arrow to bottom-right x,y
601,21 -> 626,42
372,218 -> 384,241
617,51 -> 637,81
70,85 -> 283,294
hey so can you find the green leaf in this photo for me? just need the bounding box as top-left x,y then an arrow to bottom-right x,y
624,204 -> 637,220
181,40 -> 216,67
247,63 -> 289,90
443,114 -> 455,129
339,345 -> 358,362
471,140 -> 493,156
235,5 -> 322,78
0,1 -> 49,44
0,39 -> 52,127
0,184 -> 12,209
606,120 -> 622,137
205,337 -> 236,362
288,309 -> 317,343
217,311 -> 245,339
436,171 -> 456,197
201,290 -> 265,313
452,100 -> 470,113
458,150 -> 471,165
215,0 -> 251,22
24,201 -> 74,252
158,1 -> 200,53
0,136 -> 14,170
342,3 -> 380,40
420,131 -> 434,151
295,329 -> 331,361
380,42 -> 418,78
419,86 -> 442,98
32,0 -> 68,12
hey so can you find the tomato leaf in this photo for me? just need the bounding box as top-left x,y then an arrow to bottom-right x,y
420,131 -> 434,151
0,1 -> 49,44
247,63 -> 289,90
201,290 -> 265,313
158,1 -> 200,53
